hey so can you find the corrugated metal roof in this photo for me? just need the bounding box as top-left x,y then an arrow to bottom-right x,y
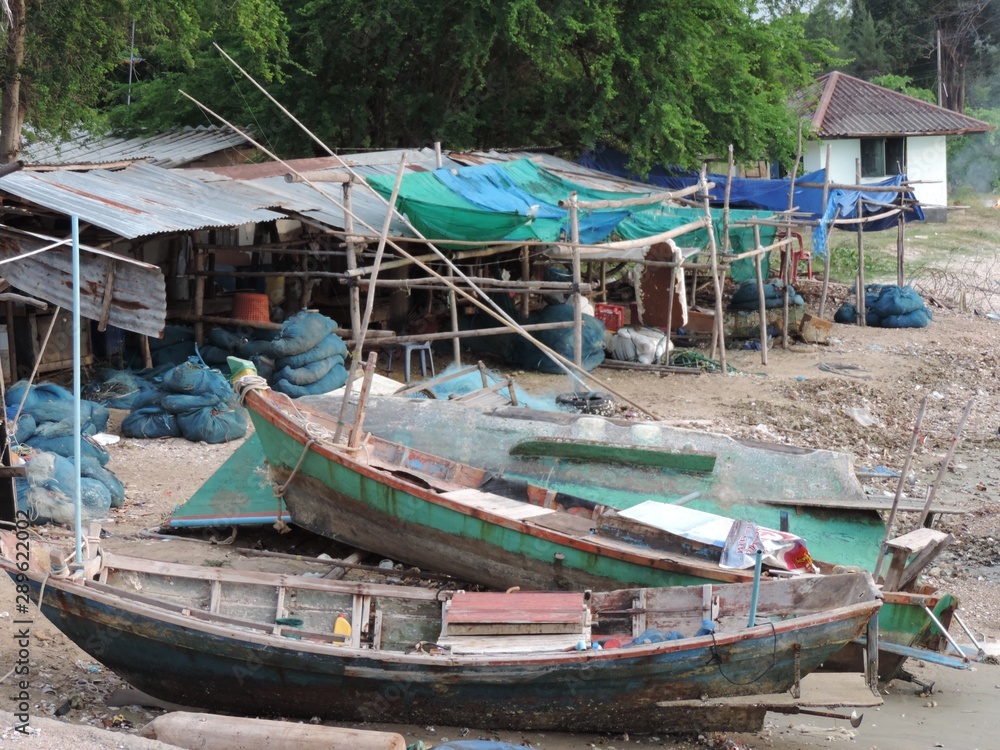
189,151 -> 468,237
796,72 -> 994,138
0,162 -> 285,239
198,148 -> 444,180
0,226 -> 166,337
22,126 -> 253,168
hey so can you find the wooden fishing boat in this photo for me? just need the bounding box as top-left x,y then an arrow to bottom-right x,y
1,534 -> 881,733
239,380 -> 977,680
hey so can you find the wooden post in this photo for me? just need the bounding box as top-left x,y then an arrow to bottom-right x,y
897,207 -> 906,287
818,143 -> 833,319
701,166 -> 727,374
722,144 -> 734,254
753,225 -> 767,366
448,265 -> 460,366
193,241 -> 206,345
343,182 -> 362,341
569,192 -> 583,367
4,301 -> 16,381
0,350 -> 16,524
434,141 -> 443,169
520,246 -> 531,317
783,123 -> 803,349
856,158 -> 866,327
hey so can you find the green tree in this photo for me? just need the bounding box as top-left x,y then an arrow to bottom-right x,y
0,0 -> 289,163
269,0 -> 828,171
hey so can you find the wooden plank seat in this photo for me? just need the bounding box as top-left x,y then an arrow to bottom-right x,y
438,590 -> 591,654
883,527 -> 953,592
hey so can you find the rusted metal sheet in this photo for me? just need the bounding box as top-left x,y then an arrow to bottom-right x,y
23,125 -> 253,168
0,162 -> 285,239
0,226 -> 166,337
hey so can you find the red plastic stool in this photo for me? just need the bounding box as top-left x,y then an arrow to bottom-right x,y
777,232 -> 812,282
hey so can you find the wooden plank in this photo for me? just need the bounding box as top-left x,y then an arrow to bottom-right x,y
509,437 -> 717,473
438,489 -> 553,520
208,581 -> 221,614
446,591 -> 584,623
758,495 -> 967,514
96,258 -> 116,333
440,633 -> 582,655
886,527 -> 950,554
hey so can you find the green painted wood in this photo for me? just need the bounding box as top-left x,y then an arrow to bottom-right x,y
509,438 -> 717,472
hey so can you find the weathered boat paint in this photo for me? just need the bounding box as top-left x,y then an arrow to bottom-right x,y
242,387 -> 963,677
0,544 -> 881,734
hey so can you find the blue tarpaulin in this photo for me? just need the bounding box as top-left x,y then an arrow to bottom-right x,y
578,146 -> 925,256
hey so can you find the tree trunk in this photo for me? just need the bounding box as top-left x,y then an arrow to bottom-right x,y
0,0 -> 26,163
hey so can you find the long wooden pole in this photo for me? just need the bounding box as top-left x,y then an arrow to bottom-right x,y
872,395 -> 928,581
818,143 -> 833,319
856,158 -> 866,327
783,123 -> 803,349
916,399 -> 975,529
701,165 -> 727,375
187,72 -> 661,417
342,181 -> 362,341
753,225 -> 767,366
569,192 -> 583,367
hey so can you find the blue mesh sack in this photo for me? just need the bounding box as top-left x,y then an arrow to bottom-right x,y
880,309 -> 932,328
236,339 -> 274,358
22,452 -> 112,525
81,455 -> 126,508
249,354 -> 274,381
175,405 -> 248,444
10,412 -> 35,444
121,406 -> 181,439
25,435 -> 110,466
207,327 -> 247,351
198,344 -> 232,366
27,399 -> 110,434
274,334 -> 348,370
274,362 -> 348,398
270,311 -> 337,358
5,381 -> 74,411
161,358 -> 234,403
162,393 -> 225,414
274,356 -> 337,386
513,304 -> 605,374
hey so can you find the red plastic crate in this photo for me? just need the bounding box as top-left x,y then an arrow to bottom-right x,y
593,303 -> 625,332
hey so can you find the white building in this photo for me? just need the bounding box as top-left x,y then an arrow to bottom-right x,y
795,72 -> 992,213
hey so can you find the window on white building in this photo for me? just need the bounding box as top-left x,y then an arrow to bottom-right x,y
861,137 -> 905,177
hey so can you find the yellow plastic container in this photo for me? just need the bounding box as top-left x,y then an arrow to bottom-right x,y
333,613 -> 352,645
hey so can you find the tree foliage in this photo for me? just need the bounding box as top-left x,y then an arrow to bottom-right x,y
3,0 -> 831,170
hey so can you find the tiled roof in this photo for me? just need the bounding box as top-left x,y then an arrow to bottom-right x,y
794,71 -> 994,138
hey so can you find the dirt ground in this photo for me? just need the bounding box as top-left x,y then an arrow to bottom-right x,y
3,284 -> 1000,748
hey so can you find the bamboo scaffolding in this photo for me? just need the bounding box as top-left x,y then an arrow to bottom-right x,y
856,159 -> 866,327
185,76 -> 664,416
818,143 -> 833,319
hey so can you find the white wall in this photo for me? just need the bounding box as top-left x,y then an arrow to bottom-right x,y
805,135 -> 947,207
803,138 -> 860,184
905,135 -> 947,207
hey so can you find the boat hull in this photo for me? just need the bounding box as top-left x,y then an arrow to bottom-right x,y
6,566 -> 877,733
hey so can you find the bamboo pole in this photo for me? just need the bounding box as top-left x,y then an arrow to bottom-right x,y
818,143 -> 833,319
856,158 -> 866,327
753,225 -> 767,366
343,181 -> 362,342
897,204 -> 906,287
722,144 -> 734,254
189,66 -> 662,418
333,155 -> 407,446
783,123 -> 803,350
560,182 -> 705,209
448,265 -> 460,366
520,247 -> 531,317
569,192 -> 583,367
916,399 -> 975,529
373,321 -> 573,346
701,165 -> 727,375
193,244 -> 206,345
872,395 -> 928,581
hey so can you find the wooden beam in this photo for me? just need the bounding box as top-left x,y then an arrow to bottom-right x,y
97,258 -> 117,333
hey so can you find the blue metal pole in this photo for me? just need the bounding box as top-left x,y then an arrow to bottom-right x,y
72,215 -> 82,565
747,549 -> 763,628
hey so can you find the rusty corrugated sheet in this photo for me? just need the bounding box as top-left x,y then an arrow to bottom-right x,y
0,162 -> 286,239
23,126 -> 252,168
0,226 -> 166,337
800,72 -> 994,138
